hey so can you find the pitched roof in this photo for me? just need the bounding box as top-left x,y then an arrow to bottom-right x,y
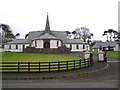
63,39 -> 87,44
92,41 -> 119,49
7,39 -> 30,44
28,30 -> 86,44
34,33 -> 60,40
39,14 -> 56,37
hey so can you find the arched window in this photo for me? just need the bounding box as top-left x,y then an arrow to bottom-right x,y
70,44 -> 72,49
23,45 -> 25,49
16,45 -> 18,49
83,44 -> 85,49
76,44 -> 79,49
35,40 -> 37,47
9,45 -> 11,49
57,41 -> 59,47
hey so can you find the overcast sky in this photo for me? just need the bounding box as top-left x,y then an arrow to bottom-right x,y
0,0 -> 119,41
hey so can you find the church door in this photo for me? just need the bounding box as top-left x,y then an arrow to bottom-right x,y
44,40 -> 50,48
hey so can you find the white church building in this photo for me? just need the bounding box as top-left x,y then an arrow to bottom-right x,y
3,14 -> 89,53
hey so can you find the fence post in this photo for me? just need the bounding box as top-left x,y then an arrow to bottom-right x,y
79,60 -> 81,69
104,52 -> 107,62
58,61 -> 60,72
28,62 -> 30,73
49,62 -> 50,73
74,60 -> 75,70
66,61 -> 68,71
18,62 -> 20,73
84,59 -> 86,67
39,62 -> 40,73
90,53 -> 93,65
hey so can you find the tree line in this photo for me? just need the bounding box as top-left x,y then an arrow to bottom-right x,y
66,27 -> 93,43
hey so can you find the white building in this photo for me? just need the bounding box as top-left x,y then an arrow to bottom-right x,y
92,41 -> 120,51
3,14 -> 89,53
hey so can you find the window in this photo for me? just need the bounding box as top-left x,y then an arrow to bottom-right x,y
70,44 -> 72,49
9,45 -> 11,49
76,44 -> 79,49
23,45 -> 25,49
83,45 -> 85,49
16,45 -> 18,49
35,40 -> 37,47
57,41 -> 59,47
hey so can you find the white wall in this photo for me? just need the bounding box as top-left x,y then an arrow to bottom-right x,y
114,44 -> 120,51
36,40 -> 43,48
0,48 -> 3,52
50,40 -> 57,48
58,41 -> 62,47
65,44 -> 89,52
4,44 -> 29,52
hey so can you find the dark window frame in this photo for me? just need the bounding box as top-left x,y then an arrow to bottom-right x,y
76,44 -> 79,49
9,45 -> 11,49
57,41 -> 59,47
83,44 -> 85,49
16,45 -> 18,49
35,40 -> 37,47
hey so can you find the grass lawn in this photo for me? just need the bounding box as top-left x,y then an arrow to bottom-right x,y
92,51 -> 120,59
1,52 -> 87,73
2,52 -> 82,62
106,51 -> 120,59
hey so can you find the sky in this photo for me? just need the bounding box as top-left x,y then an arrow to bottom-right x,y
0,0 -> 119,41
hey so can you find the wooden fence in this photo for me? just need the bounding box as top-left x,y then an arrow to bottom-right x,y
0,56 -> 93,73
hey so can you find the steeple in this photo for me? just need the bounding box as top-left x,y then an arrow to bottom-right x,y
38,13 -> 56,37
45,13 -> 50,31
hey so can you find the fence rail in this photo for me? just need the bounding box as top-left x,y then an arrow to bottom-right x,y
0,57 -> 92,73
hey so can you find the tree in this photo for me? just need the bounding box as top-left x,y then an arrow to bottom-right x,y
15,33 -> 20,39
25,33 -> 29,39
71,27 -> 93,42
102,30 -> 109,42
112,30 -> 118,40
107,29 -> 113,41
72,30 -> 77,39
66,31 -> 71,39
0,24 -> 14,43
102,29 -> 118,42
80,27 -> 93,42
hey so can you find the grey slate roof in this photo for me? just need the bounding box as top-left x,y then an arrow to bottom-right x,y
63,39 -> 87,44
7,39 -> 30,44
34,33 -> 60,40
28,30 -> 86,44
92,41 -> 119,49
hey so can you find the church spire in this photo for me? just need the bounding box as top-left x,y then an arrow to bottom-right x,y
45,13 -> 50,31
38,13 -> 56,37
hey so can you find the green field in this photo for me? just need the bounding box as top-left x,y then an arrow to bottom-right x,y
106,51 -> 120,59
92,51 -> 120,59
2,52 -> 82,62
1,52 -> 88,73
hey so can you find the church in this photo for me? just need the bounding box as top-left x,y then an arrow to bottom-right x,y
3,14 -> 89,53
